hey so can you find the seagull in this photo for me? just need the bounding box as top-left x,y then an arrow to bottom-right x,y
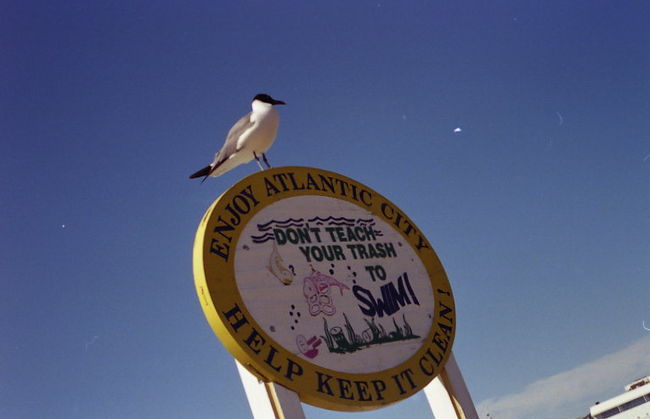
189,93 -> 286,182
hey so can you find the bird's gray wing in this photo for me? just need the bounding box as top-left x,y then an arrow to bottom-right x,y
212,111 -> 254,167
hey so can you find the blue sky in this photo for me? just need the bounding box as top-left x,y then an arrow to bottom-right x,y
2,1 -> 649,418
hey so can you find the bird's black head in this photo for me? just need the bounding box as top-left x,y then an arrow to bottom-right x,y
253,93 -> 285,106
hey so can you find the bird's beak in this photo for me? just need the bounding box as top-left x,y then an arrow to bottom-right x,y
272,99 -> 286,105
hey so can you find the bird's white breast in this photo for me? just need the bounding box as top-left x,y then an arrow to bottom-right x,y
237,101 -> 280,152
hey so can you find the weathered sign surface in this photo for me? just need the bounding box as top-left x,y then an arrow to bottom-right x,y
193,167 -> 455,411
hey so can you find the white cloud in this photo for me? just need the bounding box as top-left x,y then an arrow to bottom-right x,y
477,337 -> 650,419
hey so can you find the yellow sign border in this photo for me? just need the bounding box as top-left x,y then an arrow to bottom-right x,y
193,166 -> 456,411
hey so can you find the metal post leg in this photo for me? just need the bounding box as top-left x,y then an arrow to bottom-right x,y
236,361 -> 306,419
424,352 -> 478,419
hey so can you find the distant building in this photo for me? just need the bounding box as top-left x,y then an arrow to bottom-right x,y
587,376 -> 650,418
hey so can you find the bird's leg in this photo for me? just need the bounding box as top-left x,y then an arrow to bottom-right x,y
253,151 -> 264,171
262,153 -> 272,169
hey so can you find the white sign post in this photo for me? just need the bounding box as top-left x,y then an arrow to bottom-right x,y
237,360 -> 306,419
425,352 -> 478,419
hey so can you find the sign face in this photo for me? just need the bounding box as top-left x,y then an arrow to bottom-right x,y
193,167 -> 455,411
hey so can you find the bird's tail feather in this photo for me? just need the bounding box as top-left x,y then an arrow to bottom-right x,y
189,165 -> 212,180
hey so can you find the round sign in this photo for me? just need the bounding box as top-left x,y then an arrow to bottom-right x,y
193,167 -> 455,411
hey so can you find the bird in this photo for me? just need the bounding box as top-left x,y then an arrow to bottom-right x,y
189,93 -> 286,182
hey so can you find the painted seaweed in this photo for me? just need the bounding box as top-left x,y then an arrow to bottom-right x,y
321,312 -> 420,354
